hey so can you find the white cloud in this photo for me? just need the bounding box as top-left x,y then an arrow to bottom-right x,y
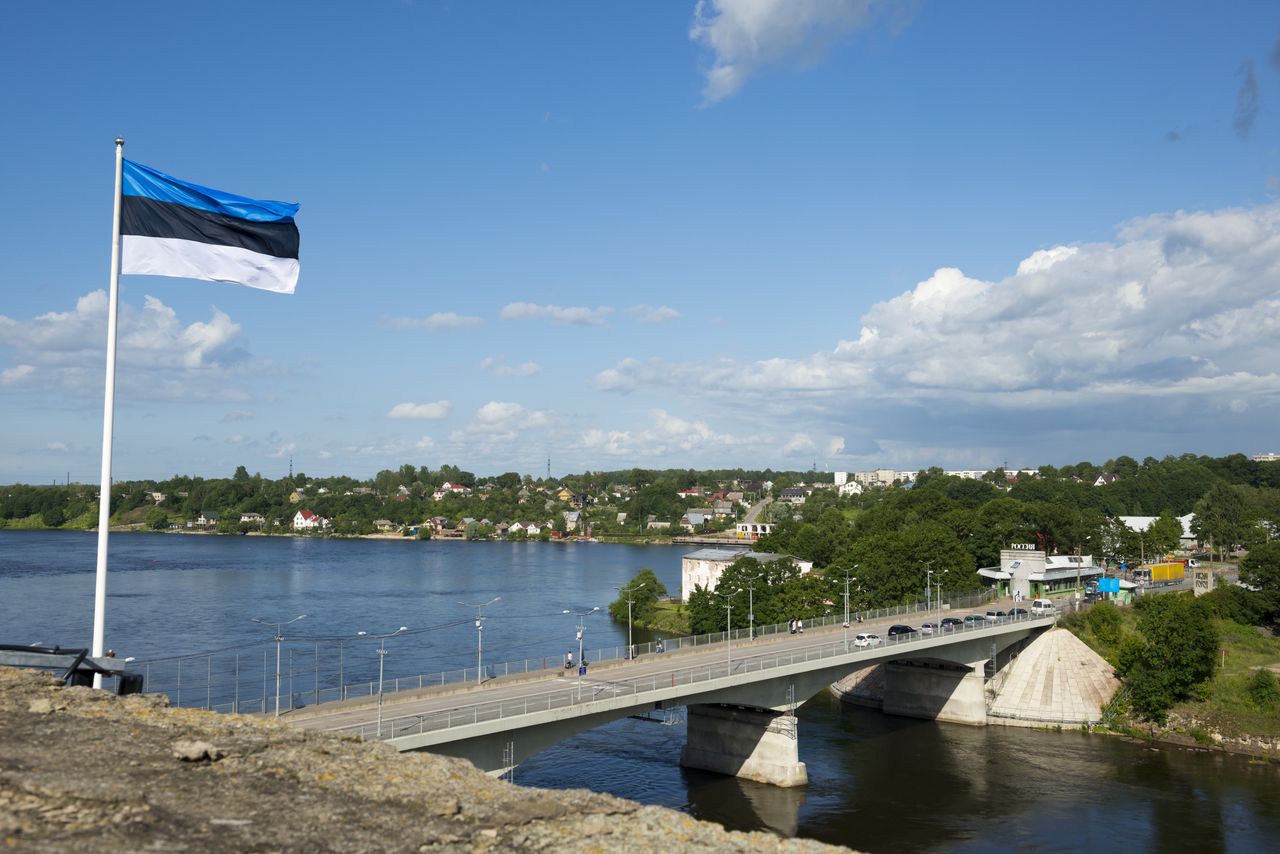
595,201 -> 1280,462
46,442 -> 68,452
221,410 -> 252,422
1,364 -> 35,387
628,304 -> 680,324
267,442 -> 297,459
690,0 -> 903,103
386,400 -> 453,420
579,409 -> 760,458
499,302 -> 614,326
416,436 -> 435,450
781,433 -> 817,455
480,357 -> 543,377
385,312 -> 483,330
0,291 -> 256,401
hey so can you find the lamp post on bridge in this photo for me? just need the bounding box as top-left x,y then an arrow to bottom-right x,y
924,561 -> 936,614
459,596 -> 501,684
374,626 -> 408,737
839,566 -> 858,651
251,613 -> 306,717
742,572 -> 763,642
337,630 -> 368,701
933,569 -> 948,616
563,607 -> 599,702
613,582 -> 646,659
717,591 -> 734,674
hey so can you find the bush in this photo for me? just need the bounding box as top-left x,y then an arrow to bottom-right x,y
1247,669 -> 1280,709
1086,601 -> 1124,645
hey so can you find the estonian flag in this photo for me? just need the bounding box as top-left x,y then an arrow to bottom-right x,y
120,160 -> 300,294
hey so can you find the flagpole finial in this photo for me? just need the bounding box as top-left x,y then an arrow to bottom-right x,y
115,137 -> 124,146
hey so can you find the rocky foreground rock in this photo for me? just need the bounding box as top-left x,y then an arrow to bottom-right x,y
0,668 -> 845,852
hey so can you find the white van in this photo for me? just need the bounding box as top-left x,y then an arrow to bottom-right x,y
1029,599 -> 1056,616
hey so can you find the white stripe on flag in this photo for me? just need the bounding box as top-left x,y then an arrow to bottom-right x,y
122,235 -> 299,295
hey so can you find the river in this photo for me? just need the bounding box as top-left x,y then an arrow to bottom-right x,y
2,530 -> 1277,851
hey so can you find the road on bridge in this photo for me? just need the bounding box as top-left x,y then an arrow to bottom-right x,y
287,599 -> 1033,743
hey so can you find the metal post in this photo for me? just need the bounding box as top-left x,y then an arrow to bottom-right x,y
614,582 -> 646,659
460,597 -> 501,685
234,653 -> 240,714
374,627 -> 407,737
743,573 -> 761,642
90,138 -> 125,689
251,614 -> 306,717
314,642 -> 320,705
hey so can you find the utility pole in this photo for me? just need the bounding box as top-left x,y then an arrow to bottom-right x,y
614,582 -> 646,658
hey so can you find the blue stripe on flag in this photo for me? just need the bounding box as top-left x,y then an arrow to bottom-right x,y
122,160 -> 299,223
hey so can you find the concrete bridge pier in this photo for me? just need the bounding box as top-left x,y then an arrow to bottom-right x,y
679,704 -> 808,788
881,658 -> 989,725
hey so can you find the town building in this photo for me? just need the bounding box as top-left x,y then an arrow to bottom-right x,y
977,547 -> 1103,600
680,548 -> 814,602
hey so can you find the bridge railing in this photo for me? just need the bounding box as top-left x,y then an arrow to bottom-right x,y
342,611 -> 1054,741
125,588 -> 997,715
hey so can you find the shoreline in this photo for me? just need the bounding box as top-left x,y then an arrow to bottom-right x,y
0,524 -> 680,546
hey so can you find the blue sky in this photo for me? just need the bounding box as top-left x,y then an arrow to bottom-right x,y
2,1 -> 1279,482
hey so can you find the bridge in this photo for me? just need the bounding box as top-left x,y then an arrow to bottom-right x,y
290,608 -> 1055,787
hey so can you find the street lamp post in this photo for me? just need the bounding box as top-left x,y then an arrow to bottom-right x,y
924,561 -> 935,613
840,567 -> 858,651
717,591 -> 734,673
933,569 -> 948,615
613,583 -> 646,659
251,613 -> 306,717
563,607 -> 599,701
743,573 -> 762,641
459,596 -> 501,684
375,626 -> 409,737
338,630 -> 368,702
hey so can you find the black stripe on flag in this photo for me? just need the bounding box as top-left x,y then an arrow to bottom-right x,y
121,195 -> 300,260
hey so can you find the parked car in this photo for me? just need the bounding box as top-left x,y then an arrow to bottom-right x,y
962,614 -> 986,628
852,633 -> 883,648
1030,599 -> 1057,616
887,624 -> 916,637
919,622 -> 937,635
1009,607 -> 1028,619
940,617 -> 964,632
984,609 -> 1007,622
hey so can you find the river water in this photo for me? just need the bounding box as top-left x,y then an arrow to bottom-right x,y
2,530 -> 1277,851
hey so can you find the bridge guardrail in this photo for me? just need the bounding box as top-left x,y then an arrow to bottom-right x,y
342,612 -> 1053,742
124,589 -> 999,715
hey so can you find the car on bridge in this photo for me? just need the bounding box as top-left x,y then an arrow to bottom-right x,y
852,633 -> 882,648
919,622 -> 937,635
984,609 -> 1007,622
887,624 -> 916,637
1009,607 -> 1028,619
939,617 -> 964,632
962,614 -> 986,628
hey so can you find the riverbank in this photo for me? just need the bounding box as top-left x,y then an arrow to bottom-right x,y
0,667 -> 841,852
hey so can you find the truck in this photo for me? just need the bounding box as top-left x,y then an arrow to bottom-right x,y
1133,561 -> 1185,585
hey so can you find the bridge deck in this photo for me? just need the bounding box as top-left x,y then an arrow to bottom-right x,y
290,605 -> 1054,746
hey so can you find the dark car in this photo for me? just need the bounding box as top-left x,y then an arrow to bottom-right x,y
887,624 -> 916,638
1009,607 -> 1028,619
962,614 -> 986,627
939,616 -> 964,632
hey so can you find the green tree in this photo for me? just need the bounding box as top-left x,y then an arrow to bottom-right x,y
1192,483 -> 1249,560
145,507 -> 168,530
608,568 -> 667,625
1119,594 -> 1219,722
41,507 -> 65,527
1239,540 -> 1280,621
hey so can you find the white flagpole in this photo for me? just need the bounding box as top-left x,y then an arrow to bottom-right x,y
92,137 -> 125,685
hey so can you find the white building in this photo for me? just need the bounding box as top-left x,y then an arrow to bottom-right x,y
292,509 -> 330,530
680,548 -> 814,602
